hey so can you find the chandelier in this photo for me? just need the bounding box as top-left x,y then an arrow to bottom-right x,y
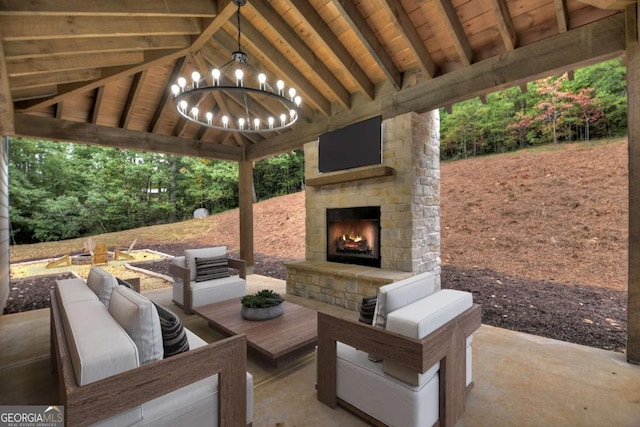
170,0 -> 302,133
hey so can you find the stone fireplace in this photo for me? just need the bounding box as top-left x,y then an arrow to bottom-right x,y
286,111 -> 441,310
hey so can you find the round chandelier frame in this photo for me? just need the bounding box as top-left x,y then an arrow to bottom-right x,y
170,0 -> 302,133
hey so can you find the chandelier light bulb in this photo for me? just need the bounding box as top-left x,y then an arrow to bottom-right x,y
238,117 -> 245,129
290,109 -> 296,119
179,100 -> 188,112
294,95 -> 302,107
235,69 -> 244,87
268,117 -> 274,129
177,77 -> 186,90
171,84 -> 180,96
191,107 -> 199,120
280,113 -> 286,126
276,80 -> 285,96
191,71 -> 201,88
254,118 -> 260,130
212,69 -> 221,86
288,87 -> 296,101
222,115 -> 229,128
206,111 -> 213,124
258,73 -> 267,90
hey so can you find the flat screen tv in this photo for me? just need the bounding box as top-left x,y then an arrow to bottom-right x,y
318,116 -> 382,173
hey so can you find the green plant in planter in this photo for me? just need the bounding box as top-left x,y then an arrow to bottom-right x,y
241,289 -> 284,308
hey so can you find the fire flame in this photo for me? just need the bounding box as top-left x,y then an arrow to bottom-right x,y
342,233 -> 363,243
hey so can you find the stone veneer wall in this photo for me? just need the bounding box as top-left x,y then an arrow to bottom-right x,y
286,111 -> 441,309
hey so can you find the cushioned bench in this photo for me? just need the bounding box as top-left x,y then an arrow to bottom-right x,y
50,267 -> 253,426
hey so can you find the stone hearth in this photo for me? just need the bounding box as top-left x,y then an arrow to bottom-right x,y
286,111 -> 441,310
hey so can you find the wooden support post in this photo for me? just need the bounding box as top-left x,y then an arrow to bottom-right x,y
627,3 -> 640,364
239,160 -> 254,270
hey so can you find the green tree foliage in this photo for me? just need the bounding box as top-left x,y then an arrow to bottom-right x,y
440,58 -> 627,160
253,151 -> 304,200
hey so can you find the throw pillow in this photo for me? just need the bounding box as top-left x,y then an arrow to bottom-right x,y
195,255 -> 230,282
86,267 -> 119,306
153,303 -> 190,358
109,286 -> 163,365
117,277 -> 136,290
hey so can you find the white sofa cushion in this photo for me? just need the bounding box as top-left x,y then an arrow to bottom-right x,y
86,266 -> 119,306
56,278 -> 99,305
335,342 -> 439,427
109,286 -> 163,365
184,247 -> 228,282
384,289 -> 473,386
372,271 -> 436,329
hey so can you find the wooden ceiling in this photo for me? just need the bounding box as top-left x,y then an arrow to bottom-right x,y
0,0 -> 631,161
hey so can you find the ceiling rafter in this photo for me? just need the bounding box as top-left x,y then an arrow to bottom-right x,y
332,0 -> 402,89
433,0 -> 474,66
10,69 -> 101,90
288,0 -> 374,100
149,56 -> 187,133
120,70 -> 147,129
379,0 -> 438,78
0,0 -> 218,16
490,0 -> 518,51
555,0 -> 570,32
217,21 -> 332,116
90,86 -> 104,124
246,0 -> 351,109
0,16 -> 202,41
3,35 -> 192,60
7,51 -> 144,77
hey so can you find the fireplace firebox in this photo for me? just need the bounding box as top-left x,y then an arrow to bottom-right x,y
326,206 -> 381,268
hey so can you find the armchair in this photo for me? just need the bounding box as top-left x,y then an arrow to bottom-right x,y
169,246 -> 247,315
317,272 -> 481,427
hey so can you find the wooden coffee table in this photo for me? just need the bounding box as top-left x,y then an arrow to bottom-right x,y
194,299 -> 318,366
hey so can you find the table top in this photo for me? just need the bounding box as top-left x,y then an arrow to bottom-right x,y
194,299 -> 318,363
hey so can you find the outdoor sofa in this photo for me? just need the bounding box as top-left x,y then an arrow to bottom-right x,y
50,266 -> 253,426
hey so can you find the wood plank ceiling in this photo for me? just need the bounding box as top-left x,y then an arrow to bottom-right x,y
0,0 -> 630,162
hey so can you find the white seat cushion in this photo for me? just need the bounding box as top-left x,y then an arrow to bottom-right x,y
86,266 -> 119,306
372,271 -> 436,329
173,275 -> 246,308
109,286 -> 163,365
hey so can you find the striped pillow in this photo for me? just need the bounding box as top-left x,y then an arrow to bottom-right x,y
194,255 -> 230,282
153,303 -> 189,358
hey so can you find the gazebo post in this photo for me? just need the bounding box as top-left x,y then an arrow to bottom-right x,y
626,3 -> 640,364
239,158 -> 254,272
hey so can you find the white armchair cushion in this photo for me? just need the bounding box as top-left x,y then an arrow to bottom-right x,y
384,289 -> 473,386
372,271 -> 436,329
109,285 -> 163,365
184,247 -> 228,282
86,266 -> 119,306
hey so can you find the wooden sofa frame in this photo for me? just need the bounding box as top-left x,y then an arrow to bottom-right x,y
169,257 -> 246,315
50,286 -> 249,427
316,304 -> 482,427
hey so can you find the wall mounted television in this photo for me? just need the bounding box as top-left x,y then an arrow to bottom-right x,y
318,115 -> 382,173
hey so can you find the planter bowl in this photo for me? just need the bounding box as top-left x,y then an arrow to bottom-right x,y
241,303 -> 284,321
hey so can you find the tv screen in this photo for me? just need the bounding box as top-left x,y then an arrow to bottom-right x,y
318,116 -> 382,173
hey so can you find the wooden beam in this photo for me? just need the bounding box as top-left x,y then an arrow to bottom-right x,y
120,71 -> 146,129
554,0 -> 570,32
0,0 -> 218,16
247,0 -> 351,109
10,69 -> 100,89
579,0 -> 636,10
0,16 -> 201,41
149,56 -> 187,133
490,0 -> 518,50
333,0 -> 402,90
7,51 -> 144,77
0,36 -> 14,135
239,160 -> 254,269
3,36 -> 191,60
14,113 -> 243,161
380,0 -> 438,78
11,85 -> 57,102
90,86 -> 104,124
626,2 -> 640,364
246,13 -> 626,160
433,0 -> 474,66
55,102 -> 63,119
288,0 -> 374,100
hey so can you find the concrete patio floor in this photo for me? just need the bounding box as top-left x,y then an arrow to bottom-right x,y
1,274 -> 639,426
